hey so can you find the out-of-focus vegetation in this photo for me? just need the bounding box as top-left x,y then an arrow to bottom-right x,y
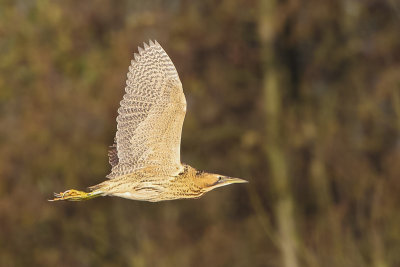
1,0 -> 400,266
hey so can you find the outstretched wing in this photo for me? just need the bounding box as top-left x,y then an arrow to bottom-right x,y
108,40 -> 186,179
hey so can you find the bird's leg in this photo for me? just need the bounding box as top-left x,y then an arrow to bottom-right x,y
49,189 -> 102,201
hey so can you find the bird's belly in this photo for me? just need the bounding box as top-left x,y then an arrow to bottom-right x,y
112,190 -> 162,201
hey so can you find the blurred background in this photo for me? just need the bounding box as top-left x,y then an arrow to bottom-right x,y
1,0 -> 400,266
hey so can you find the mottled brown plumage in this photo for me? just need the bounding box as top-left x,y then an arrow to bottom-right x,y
50,40 -> 247,202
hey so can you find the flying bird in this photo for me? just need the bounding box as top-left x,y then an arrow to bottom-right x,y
50,40 -> 247,202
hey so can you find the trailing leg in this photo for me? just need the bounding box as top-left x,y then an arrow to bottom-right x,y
49,189 -> 103,201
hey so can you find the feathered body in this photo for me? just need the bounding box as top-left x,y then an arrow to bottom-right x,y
91,165 -> 227,202
50,40 -> 247,202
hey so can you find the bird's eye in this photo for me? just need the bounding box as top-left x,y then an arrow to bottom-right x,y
212,176 -> 223,186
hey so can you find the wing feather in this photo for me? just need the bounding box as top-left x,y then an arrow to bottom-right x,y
108,41 -> 186,179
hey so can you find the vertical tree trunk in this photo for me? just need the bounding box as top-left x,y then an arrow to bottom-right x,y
258,1 -> 299,267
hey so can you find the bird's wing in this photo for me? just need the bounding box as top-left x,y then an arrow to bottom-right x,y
107,40 -> 186,179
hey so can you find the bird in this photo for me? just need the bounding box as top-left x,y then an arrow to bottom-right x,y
50,40 -> 247,202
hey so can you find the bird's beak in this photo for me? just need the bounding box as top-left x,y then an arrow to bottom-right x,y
220,176 -> 248,185
207,175 -> 248,191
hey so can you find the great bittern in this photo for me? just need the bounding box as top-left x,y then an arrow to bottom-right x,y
50,40 -> 247,202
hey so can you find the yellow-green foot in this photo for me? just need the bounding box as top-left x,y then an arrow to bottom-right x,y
49,189 -> 98,201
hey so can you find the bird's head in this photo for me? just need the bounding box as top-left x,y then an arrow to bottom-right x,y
191,168 -> 248,194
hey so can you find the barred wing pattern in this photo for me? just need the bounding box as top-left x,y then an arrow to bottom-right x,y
108,40 -> 186,179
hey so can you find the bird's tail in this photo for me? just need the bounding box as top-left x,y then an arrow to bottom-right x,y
49,189 -> 103,202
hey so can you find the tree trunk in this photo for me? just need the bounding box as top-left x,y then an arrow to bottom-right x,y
258,1 -> 299,267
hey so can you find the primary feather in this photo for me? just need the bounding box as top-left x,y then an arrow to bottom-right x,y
108,40 -> 186,179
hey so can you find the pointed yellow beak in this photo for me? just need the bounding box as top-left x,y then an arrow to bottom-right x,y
220,176 -> 248,185
206,175 -> 248,191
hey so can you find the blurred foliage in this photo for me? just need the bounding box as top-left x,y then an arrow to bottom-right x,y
0,0 -> 400,266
